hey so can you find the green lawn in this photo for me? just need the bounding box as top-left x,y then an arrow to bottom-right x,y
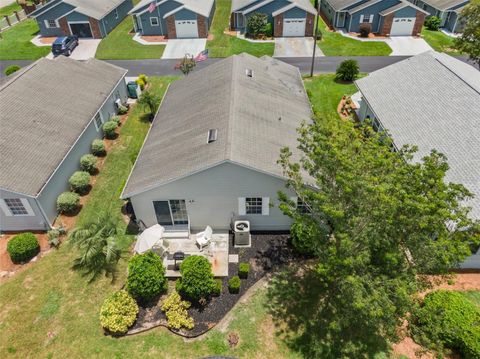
0,76 -> 297,359
317,17 -> 392,56
421,27 -> 458,55
0,2 -> 21,17
95,16 -> 165,60
0,19 -> 50,60
206,0 -> 274,58
303,74 -> 360,117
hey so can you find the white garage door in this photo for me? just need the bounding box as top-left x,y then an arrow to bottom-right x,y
283,18 -> 306,37
175,20 -> 198,38
390,17 -> 415,36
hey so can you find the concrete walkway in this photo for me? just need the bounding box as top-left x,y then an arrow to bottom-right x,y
274,37 -> 323,58
161,39 -> 206,59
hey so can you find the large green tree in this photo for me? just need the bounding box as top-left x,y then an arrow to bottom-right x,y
454,0 -> 480,68
271,115 -> 479,358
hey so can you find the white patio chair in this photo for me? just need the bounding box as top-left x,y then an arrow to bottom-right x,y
196,226 -> 213,251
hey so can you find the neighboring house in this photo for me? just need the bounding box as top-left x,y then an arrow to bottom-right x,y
409,0 -> 469,33
321,0 -> 428,36
121,53 -> 312,232
230,0 -> 317,37
0,57 -> 128,232
128,0 -> 215,38
354,51 -> 480,268
29,0 -> 134,39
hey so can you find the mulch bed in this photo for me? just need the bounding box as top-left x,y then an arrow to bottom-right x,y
127,233 -> 301,337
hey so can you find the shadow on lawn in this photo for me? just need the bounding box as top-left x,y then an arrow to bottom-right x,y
266,266 -> 390,359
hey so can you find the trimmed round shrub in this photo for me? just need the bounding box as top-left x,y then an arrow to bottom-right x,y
411,290 -> 480,359
238,262 -> 250,279
102,121 -> 117,139
136,78 -> 145,90
110,115 -> 121,126
7,232 -> 40,263
138,74 -> 148,84
335,59 -> 360,82
359,23 -> 371,37
57,191 -> 80,214
69,171 -> 90,195
126,251 -> 167,302
5,65 -> 20,76
117,105 -> 128,115
228,276 -> 241,294
100,290 -> 139,335
176,255 -> 216,302
80,154 -> 97,174
424,16 -> 441,31
91,139 -> 106,156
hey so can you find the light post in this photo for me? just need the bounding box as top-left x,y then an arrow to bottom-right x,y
310,0 -> 321,77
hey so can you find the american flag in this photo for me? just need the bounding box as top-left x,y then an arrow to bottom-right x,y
148,1 -> 156,13
194,49 -> 208,62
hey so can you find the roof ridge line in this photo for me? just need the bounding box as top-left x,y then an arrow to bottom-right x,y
433,54 -> 480,96
225,55 -> 238,161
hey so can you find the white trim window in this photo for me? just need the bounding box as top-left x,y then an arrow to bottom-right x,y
114,8 -> 119,19
45,19 -> 59,28
360,14 -> 373,23
150,17 -> 159,26
238,197 -> 270,216
93,112 -> 103,131
0,198 -> 35,216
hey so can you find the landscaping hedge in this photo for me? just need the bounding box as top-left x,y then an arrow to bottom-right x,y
161,291 -> 194,330
69,171 -> 90,195
91,139 -> 106,156
4,65 -> 20,76
176,255 -> 216,302
126,251 -> 167,303
7,232 -> 40,263
102,121 -> 117,139
411,290 -> 480,359
57,192 -> 80,215
80,154 -> 97,174
228,276 -> 241,294
239,262 -> 249,279
100,290 -> 138,335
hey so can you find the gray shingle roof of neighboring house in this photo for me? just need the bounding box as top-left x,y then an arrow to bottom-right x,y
0,57 -> 126,197
355,52 -> 480,219
420,0 -> 468,11
378,0 -> 429,16
130,0 -> 214,16
122,53 -> 312,198
231,0 -> 316,13
31,0 -> 128,20
322,0 -> 363,11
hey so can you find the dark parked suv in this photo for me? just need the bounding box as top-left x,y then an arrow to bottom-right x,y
51,36 -> 78,57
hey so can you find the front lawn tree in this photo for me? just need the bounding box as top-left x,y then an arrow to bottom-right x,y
335,59 -> 360,82
138,90 -> 160,120
274,115 -> 479,358
454,0 -> 480,68
247,13 -> 268,38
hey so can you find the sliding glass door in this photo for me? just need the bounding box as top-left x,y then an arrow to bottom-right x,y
153,200 -> 188,226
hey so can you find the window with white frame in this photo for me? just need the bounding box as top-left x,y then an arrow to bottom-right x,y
1,198 -> 34,216
46,19 -> 58,28
150,17 -> 159,26
94,112 -> 103,130
297,198 -> 309,214
360,14 -> 373,23
114,8 -> 119,19
246,197 -> 263,214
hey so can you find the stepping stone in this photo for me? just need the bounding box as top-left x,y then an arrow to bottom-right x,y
228,254 -> 239,263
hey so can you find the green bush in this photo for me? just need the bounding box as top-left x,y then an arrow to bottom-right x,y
136,78 -> 145,90
138,74 -> 148,84
110,115 -> 121,126
425,16 -> 441,31
176,255 -> 216,302
7,232 -> 40,263
290,219 -> 325,255
69,171 -> 90,195
4,65 -> 20,76
47,228 -> 64,248
247,13 -> 268,37
161,291 -> 194,330
99,290 -> 138,335
80,154 -> 97,174
411,290 -> 480,359
126,251 -> 167,302
57,191 -> 80,214
238,263 -> 250,279
117,105 -> 128,115
212,279 -> 223,297
263,22 -> 273,37
228,276 -> 241,294
91,139 -> 106,156
102,121 -> 117,139
335,59 -> 360,82
359,23 -> 371,38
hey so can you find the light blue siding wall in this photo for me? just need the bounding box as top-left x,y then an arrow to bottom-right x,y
137,1 -> 182,35
35,2 -> 75,37
36,79 -> 128,225
66,11 -> 89,22
320,0 -> 336,25
0,189 -> 48,232
175,8 -> 197,20
243,0 -> 291,32
348,0 -> 399,32
284,7 -> 306,19
99,0 -> 133,37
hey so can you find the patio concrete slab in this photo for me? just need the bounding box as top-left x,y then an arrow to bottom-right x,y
274,37 -> 324,58
161,39 -> 206,59
45,39 -> 100,60
386,37 -> 432,56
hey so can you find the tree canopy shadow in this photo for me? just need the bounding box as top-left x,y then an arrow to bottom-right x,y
266,265 -> 391,358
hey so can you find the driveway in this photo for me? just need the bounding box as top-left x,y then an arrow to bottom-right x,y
386,37 -> 433,56
274,37 -> 324,58
45,39 -> 101,60
161,39 -> 206,59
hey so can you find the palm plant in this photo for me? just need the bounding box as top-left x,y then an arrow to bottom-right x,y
138,91 -> 160,120
69,214 -> 122,282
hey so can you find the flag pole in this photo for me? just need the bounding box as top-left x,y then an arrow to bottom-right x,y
310,0 -> 321,77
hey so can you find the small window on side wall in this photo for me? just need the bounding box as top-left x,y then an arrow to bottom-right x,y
94,112 -> 103,131
114,8 -> 119,19
150,17 -> 159,26
46,19 -> 58,28
1,198 -> 34,216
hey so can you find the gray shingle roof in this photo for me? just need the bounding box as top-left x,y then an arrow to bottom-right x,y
420,0 -> 468,11
0,57 -> 126,196
322,0 -> 363,11
355,52 -> 480,219
130,0 -> 214,17
122,53 -> 312,198
55,0 -> 128,19
231,0 -> 316,13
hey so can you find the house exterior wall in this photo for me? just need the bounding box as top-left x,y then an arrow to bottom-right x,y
99,0 -> 133,37
0,189 -> 48,232
243,0 -> 291,33
348,0 -> 399,33
136,0 -> 181,36
128,162 -> 296,231
284,7 -> 306,18
35,1 -> 75,37
273,13 -> 283,36
320,0 -> 336,26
